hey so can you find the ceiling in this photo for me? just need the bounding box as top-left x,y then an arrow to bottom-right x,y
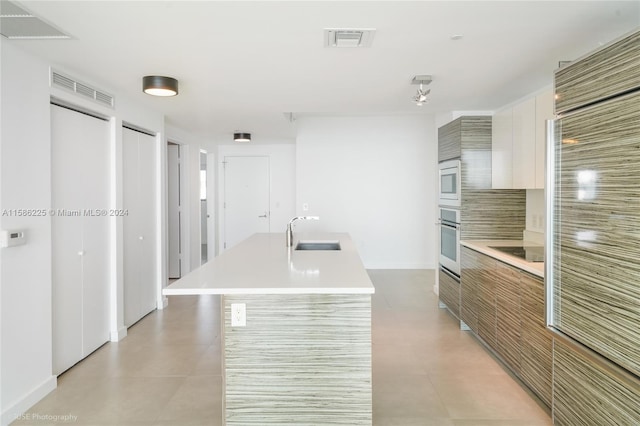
4,1 -> 640,145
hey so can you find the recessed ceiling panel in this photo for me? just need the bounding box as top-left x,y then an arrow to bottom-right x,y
0,0 -> 70,39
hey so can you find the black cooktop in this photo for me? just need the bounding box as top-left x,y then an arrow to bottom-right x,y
489,246 -> 544,262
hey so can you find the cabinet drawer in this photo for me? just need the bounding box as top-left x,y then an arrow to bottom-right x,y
439,268 -> 460,319
555,30 -> 640,114
553,339 -> 640,425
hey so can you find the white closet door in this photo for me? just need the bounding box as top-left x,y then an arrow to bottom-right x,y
79,111 -> 111,355
123,128 -> 141,326
51,104 -> 110,374
137,132 -> 157,315
123,127 -> 157,326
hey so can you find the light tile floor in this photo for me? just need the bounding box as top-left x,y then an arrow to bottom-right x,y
13,270 -> 551,426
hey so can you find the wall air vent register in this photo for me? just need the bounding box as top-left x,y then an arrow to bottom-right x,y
51,70 -> 115,109
324,28 -> 376,48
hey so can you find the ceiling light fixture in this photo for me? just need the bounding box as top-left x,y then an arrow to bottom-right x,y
142,76 -> 179,97
411,75 -> 432,106
233,132 -> 251,143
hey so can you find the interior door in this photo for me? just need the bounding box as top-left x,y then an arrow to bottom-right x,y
167,143 -> 181,277
137,131 -> 157,315
123,127 -> 158,327
51,104 -> 110,373
78,109 -> 110,356
223,156 -> 270,250
206,152 -> 216,259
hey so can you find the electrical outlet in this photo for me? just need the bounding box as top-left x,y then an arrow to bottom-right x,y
231,303 -> 246,327
302,203 -> 309,211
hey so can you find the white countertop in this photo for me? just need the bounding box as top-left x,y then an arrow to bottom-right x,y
163,232 -> 375,295
460,240 -> 545,278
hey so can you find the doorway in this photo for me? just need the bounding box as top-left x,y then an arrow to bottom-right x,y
200,150 -> 208,264
222,156 -> 270,251
167,142 -> 182,278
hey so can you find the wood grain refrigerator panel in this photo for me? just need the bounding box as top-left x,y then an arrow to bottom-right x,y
552,90 -> 640,376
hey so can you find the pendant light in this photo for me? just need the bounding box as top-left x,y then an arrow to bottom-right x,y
233,133 -> 251,143
142,76 -> 179,97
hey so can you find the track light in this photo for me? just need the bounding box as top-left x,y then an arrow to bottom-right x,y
234,132 -> 251,143
413,84 -> 431,106
142,76 -> 179,97
411,75 -> 432,106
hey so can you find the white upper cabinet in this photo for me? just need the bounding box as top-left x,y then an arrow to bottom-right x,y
534,89 -> 554,188
512,97 -> 536,188
491,88 -> 553,189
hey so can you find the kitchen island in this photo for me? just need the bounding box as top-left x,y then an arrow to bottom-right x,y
163,232 -> 375,425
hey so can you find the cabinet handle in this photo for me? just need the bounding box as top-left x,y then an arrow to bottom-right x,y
258,213 -> 268,218
77,251 -> 85,256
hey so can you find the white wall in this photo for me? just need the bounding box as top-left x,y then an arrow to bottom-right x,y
296,115 -> 436,269
0,40 -> 167,424
0,40 -> 56,426
216,144 -> 296,252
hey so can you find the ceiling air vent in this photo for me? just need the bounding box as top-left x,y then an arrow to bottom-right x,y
324,28 -> 375,48
0,0 -> 71,39
51,69 -> 115,109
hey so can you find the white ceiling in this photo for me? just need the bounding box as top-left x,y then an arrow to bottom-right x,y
6,1 -> 640,145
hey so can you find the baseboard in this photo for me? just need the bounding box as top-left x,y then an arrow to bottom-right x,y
1,375 -> 57,426
365,263 -> 434,269
159,296 -> 168,310
110,326 -> 128,342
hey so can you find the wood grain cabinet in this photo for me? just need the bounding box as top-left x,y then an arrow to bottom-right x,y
475,255 -> 497,348
460,247 -> 480,332
495,262 -> 522,374
461,247 -> 551,407
553,339 -> 640,425
520,271 -> 552,407
438,268 -> 460,319
555,30 -> 640,114
438,118 -> 462,162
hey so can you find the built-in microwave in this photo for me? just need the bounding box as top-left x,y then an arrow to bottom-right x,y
439,159 -> 460,207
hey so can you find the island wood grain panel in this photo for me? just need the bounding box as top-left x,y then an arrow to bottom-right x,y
438,268 -> 460,319
552,89 -> 640,377
555,29 -> 640,114
223,294 -> 371,425
520,272 -> 552,407
553,339 -> 640,425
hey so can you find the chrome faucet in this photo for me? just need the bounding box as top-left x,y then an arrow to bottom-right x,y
286,216 -> 319,247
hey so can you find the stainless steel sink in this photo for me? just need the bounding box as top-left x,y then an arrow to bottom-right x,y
295,240 -> 341,251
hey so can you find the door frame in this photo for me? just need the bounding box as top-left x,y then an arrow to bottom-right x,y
166,140 -> 190,278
